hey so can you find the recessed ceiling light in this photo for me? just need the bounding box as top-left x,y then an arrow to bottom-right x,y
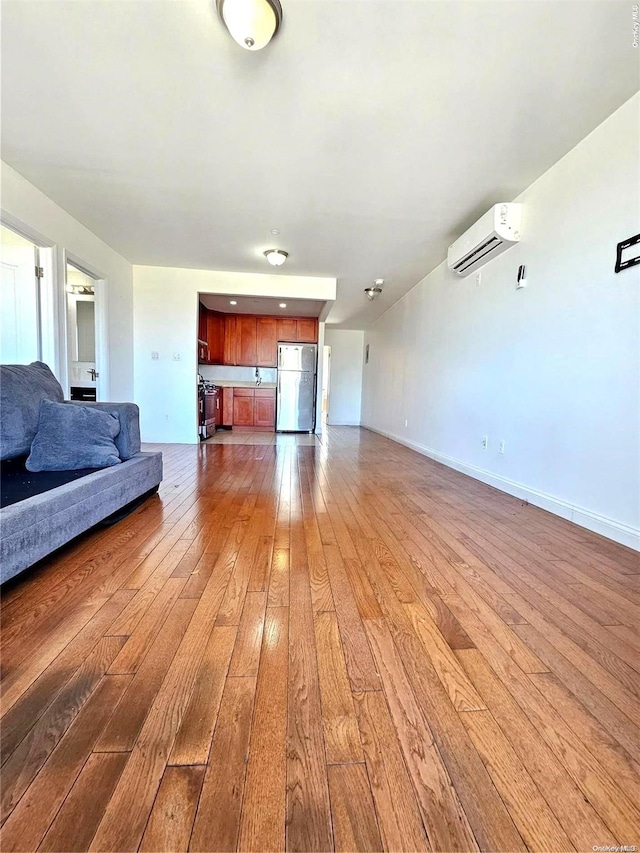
279,303 -> 287,308
230,300 -> 237,305
271,228 -> 280,235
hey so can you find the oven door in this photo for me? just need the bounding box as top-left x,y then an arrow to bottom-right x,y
203,391 -> 217,438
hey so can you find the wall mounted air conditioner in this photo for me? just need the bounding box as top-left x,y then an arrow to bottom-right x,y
447,203 -> 523,277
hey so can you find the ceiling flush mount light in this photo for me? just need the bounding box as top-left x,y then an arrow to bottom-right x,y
364,279 -> 384,301
264,249 -> 288,266
230,300 -> 238,305
216,0 -> 283,51
279,302 -> 287,308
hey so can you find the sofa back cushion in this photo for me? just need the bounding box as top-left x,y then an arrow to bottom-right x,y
26,400 -> 121,472
0,362 -> 64,460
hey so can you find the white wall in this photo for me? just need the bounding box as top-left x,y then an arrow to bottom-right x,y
325,328 -> 364,425
133,265 -> 336,443
362,94 -> 640,549
1,162 -> 134,400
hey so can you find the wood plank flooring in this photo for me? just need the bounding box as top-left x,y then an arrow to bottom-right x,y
1,426 -> 639,852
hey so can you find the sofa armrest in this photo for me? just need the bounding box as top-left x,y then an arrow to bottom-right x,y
66,402 -> 141,459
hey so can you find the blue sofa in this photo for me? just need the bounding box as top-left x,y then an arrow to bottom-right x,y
0,362 -> 162,584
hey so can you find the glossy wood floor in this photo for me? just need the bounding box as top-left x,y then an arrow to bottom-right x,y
1,427 -> 639,853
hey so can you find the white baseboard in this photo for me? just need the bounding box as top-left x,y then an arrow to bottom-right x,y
362,424 -> 640,552
327,420 -> 362,427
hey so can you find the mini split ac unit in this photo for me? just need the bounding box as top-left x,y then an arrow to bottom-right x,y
447,203 -> 523,277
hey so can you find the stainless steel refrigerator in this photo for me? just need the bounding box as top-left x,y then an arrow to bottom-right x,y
276,343 -> 317,432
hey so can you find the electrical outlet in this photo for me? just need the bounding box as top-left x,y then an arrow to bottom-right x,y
151,351 -> 159,360
173,352 -> 181,361
405,419 -> 408,428
499,439 -> 505,454
481,435 -> 488,450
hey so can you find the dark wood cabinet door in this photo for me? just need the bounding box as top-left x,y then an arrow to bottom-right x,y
222,387 -> 234,426
207,313 -> 224,364
237,317 -> 257,366
296,318 -> 318,343
198,303 -> 207,343
256,318 -> 277,367
233,394 -> 254,427
277,318 -> 297,342
254,395 -> 275,429
224,315 -> 237,365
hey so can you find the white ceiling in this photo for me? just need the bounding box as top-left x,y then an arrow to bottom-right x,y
1,1 -> 637,329
200,293 -> 323,316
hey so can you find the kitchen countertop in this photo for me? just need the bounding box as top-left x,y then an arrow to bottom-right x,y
212,380 -> 277,389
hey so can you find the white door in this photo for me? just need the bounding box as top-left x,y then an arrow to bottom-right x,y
0,225 -> 40,363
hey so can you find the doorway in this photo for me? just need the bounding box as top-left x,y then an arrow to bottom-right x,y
321,345 -> 331,429
65,262 -> 100,401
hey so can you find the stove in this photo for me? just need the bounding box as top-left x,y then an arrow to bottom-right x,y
198,381 -> 219,439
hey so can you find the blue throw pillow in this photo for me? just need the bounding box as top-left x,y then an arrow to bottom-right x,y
26,400 -> 121,472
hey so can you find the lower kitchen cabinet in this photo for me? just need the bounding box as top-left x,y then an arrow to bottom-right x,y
233,390 -> 255,427
254,388 -> 276,428
222,387 -> 234,426
231,387 -> 276,430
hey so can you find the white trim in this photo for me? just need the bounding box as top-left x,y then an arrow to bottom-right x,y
361,423 -> 640,552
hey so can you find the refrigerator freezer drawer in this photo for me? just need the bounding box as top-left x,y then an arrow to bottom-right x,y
277,371 -> 315,431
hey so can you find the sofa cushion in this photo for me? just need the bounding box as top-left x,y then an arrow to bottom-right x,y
0,362 -> 64,460
0,455 -> 99,508
26,400 -> 121,472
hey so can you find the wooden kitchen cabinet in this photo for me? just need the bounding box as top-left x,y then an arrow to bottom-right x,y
207,312 -> 224,364
222,387 -> 234,426
277,318 -> 298,342
198,303 -> 208,343
256,318 -> 277,367
233,388 -> 254,427
254,387 -> 276,428
199,310 -> 318,366
223,315 -> 237,365
237,317 -> 257,366
296,317 -> 318,343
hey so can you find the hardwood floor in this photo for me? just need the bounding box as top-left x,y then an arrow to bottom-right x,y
1,426 -> 639,852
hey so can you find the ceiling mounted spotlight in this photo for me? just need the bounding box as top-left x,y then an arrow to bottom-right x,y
364,279 -> 384,301
216,0 -> 283,51
264,249 -> 288,266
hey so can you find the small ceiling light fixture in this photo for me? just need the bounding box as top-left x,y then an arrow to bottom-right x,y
264,249 -> 288,266
216,0 -> 283,51
230,300 -> 238,305
279,302 -> 287,308
364,278 -> 384,301
271,228 -> 280,235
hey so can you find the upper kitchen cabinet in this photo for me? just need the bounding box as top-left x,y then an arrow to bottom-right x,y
237,316 -> 257,366
224,315 -> 237,365
207,312 -> 224,365
276,318 -> 298,343
199,309 -> 318,365
256,318 -> 277,367
296,318 -> 318,343
198,303 -> 208,343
